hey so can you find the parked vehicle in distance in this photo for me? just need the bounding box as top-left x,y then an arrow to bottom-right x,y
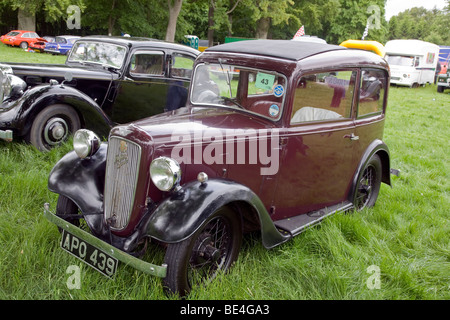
0,30 -> 47,51
0,36 -> 199,150
385,39 -> 440,87
437,70 -> 450,93
44,39 -> 396,296
44,35 -> 80,55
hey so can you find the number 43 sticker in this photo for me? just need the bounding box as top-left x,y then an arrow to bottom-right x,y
256,72 -> 276,91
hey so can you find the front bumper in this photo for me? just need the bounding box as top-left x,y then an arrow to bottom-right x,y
43,203 -> 167,278
0,129 -> 12,142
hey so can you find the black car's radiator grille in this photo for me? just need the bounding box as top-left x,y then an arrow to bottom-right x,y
104,136 -> 141,230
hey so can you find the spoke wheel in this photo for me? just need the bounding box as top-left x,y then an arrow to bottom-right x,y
163,206 -> 242,296
354,154 -> 382,210
55,195 -> 88,232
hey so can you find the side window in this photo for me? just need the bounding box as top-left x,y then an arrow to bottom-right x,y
358,68 -> 386,118
171,53 -> 195,79
291,70 -> 356,124
130,51 -> 164,76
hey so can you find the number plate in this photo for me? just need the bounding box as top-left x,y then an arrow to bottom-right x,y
60,230 -> 118,278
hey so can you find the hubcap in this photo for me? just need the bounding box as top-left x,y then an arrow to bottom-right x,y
44,117 -> 69,145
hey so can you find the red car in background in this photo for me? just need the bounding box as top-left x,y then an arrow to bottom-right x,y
0,30 -> 47,51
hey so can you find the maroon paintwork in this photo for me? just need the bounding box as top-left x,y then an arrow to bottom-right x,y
47,40 -> 393,295
108,41 -> 390,236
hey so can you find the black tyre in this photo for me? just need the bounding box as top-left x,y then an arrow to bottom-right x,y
19,42 -> 28,49
28,104 -> 80,151
55,195 -> 84,231
353,154 -> 382,210
163,206 -> 242,296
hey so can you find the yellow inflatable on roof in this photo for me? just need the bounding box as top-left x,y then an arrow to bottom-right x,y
339,40 -> 386,57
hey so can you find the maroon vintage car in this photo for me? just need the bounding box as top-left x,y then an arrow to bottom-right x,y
44,39 -> 395,295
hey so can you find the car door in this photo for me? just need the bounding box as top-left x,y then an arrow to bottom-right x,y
271,70 -> 359,220
111,49 -> 195,124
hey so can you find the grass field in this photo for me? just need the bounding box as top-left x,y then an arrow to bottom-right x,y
0,45 -> 449,301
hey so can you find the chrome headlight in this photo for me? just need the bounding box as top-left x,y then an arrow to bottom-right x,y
73,129 -> 101,159
1,75 -> 26,102
150,157 -> 181,191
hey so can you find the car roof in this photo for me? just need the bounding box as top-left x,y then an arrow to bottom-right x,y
205,39 -> 346,61
78,35 -> 200,55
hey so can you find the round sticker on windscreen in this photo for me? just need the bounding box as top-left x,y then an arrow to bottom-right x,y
273,84 -> 284,97
269,104 -> 280,117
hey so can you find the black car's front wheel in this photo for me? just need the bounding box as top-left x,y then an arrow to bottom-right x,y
28,104 -> 81,151
353,154 -> 382,210
163,206 -> 242,296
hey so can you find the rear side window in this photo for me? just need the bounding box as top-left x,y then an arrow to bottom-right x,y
171,53 -> 195,79
130,51 -> 164,76
358,68 -> 387,118
291,70 -> 356,124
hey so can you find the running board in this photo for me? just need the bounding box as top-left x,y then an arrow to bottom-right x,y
274,201 -> 354,237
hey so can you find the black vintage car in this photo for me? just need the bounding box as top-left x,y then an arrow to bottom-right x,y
0,36 -> 199,150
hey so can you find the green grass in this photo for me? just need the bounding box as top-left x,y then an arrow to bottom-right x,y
0,43 -> 66,64
0,43 -> 449,300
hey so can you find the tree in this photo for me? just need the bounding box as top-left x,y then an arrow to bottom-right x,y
245,0 -> 296,39
388,5 -> 450,45
324,0 -> 387,44
3,0 -> 85,32
166,0 -> 183,42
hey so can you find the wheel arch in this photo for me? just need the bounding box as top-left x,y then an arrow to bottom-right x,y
348,139 -> 391,203
15,85 -> 113,139
146,179 -> 290,249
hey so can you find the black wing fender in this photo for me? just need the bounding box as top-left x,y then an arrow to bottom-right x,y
7,84 -> 113,138
47,144 -> 108,234
146,179 -> 291,249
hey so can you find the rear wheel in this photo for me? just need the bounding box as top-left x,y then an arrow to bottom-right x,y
353,154 -> 382,210
163,206 -> 242,296
28,104 -> 80,151
19,42 -> 28,49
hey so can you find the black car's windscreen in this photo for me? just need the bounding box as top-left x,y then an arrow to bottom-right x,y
191,63 -> 287,121
68,41 -> 127,69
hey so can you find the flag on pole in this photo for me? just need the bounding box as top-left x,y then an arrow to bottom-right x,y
293,25 -> 305,39
361,21 -> 369,40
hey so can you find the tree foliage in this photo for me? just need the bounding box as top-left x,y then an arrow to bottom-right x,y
388,4 -> 450,45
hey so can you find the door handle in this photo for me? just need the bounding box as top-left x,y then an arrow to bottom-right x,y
344,133 -> 359,141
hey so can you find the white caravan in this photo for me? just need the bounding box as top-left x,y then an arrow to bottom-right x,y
385,39 -> 440,87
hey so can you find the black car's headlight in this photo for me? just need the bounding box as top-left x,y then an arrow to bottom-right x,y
150,157 -> 181,191
1,65 -> 26,102
73,129 -> 101,159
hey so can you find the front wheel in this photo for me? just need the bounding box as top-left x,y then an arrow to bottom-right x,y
28,104 -> 81,151
163,206 -> 242,296
353,154 -> 382,210
55,195 -> 84,231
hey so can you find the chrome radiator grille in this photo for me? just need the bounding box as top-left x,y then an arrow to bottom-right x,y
104,136 -> 142,230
